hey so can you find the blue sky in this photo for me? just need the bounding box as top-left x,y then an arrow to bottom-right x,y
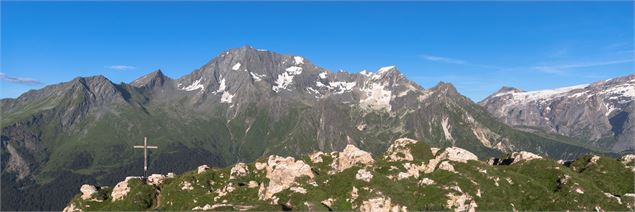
1,2 -> 633,101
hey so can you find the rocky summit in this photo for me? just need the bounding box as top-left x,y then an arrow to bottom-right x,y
62,138 -> 635,211
1,46 -> 631,210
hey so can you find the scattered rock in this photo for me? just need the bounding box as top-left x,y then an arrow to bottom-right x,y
360,195 -> 407,212
590,155 -> 601,164
330,145 -> 375,174
197,165 -> 210,174
80,184 -> 98,200
621,154 -> 635,166
356,169 -> 373,182
397,162 -> 425,180
350,187 -> 359,204
230,163 -> 249,179
63,203 -> 81,212
290,186 -> 307,194
181,181 -> 194,191
446,192 -> 477,212
321,198 -> 336,208
418,178 -> 436,186
192,203 -> 233,210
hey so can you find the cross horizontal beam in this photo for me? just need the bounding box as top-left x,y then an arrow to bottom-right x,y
134,145 -> 157,149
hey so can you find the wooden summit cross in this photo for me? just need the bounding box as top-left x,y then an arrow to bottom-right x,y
134,137 -> 158,179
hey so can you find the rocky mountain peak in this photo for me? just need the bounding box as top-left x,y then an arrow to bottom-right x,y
431,81 -> 460,97
131,69 -> 170,88
496,86 -> 523,94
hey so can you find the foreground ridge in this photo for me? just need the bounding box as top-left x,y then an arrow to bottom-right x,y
63,138 -> 635,211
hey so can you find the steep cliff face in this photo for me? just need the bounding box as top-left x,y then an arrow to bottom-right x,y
480,75 -> 635,153
62,138 -> 635,211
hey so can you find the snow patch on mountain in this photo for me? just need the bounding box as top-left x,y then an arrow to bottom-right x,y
327,81 -> 357,94
216,78 -> 226,93
496,84 -> 588,101
250,72 -> 266,81
221,91 -> 234,104
272,66 -> 303,93
441,117 -> 453,141
319,71 -> 328,79
294,56 -> 304,65
182,78 -> 205,91
359,82 -> 392,111
377,65 -> 396,74
232,63 -> 241,71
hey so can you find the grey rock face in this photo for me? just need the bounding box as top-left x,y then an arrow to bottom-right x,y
480,75 -> 635,152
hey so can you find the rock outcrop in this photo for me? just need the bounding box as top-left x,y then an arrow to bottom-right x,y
330,145 -> 374,174
80,184 -> 98,200
259,155 -> 315,200
384,138 -> 418,162
356,169 -> 374,182
147,174 -> 166,186
197,165 -> 210,174
230,163 -> 249,179
509,151 -> 543,164
111,177 -> 139,202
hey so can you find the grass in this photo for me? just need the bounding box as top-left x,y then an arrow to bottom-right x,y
64,143 -> 634,211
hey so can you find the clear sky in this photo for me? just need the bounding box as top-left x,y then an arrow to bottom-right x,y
1,2 -> 633,101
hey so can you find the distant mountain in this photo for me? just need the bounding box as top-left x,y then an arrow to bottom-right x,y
62,138 -> 635,211
1,46 -> 601,210
480,75 -> 635,153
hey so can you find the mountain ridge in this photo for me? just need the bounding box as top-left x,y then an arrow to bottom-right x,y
0,46 -> 619,210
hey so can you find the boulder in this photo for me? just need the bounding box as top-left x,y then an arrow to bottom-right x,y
247,181 -> 259,188
621,154 -> 635,165
147,174 -> 166,186
509,151 -> 543,164
167,172 -> 176,178
197,165 -> 210,174
80,184 -> 98,200
330,145 -> 374,174
440,147 -> 479,163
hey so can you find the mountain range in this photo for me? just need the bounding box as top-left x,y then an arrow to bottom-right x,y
1,45 -> 630,210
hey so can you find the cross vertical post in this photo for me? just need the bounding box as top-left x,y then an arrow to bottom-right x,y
133,136 -> 158,179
